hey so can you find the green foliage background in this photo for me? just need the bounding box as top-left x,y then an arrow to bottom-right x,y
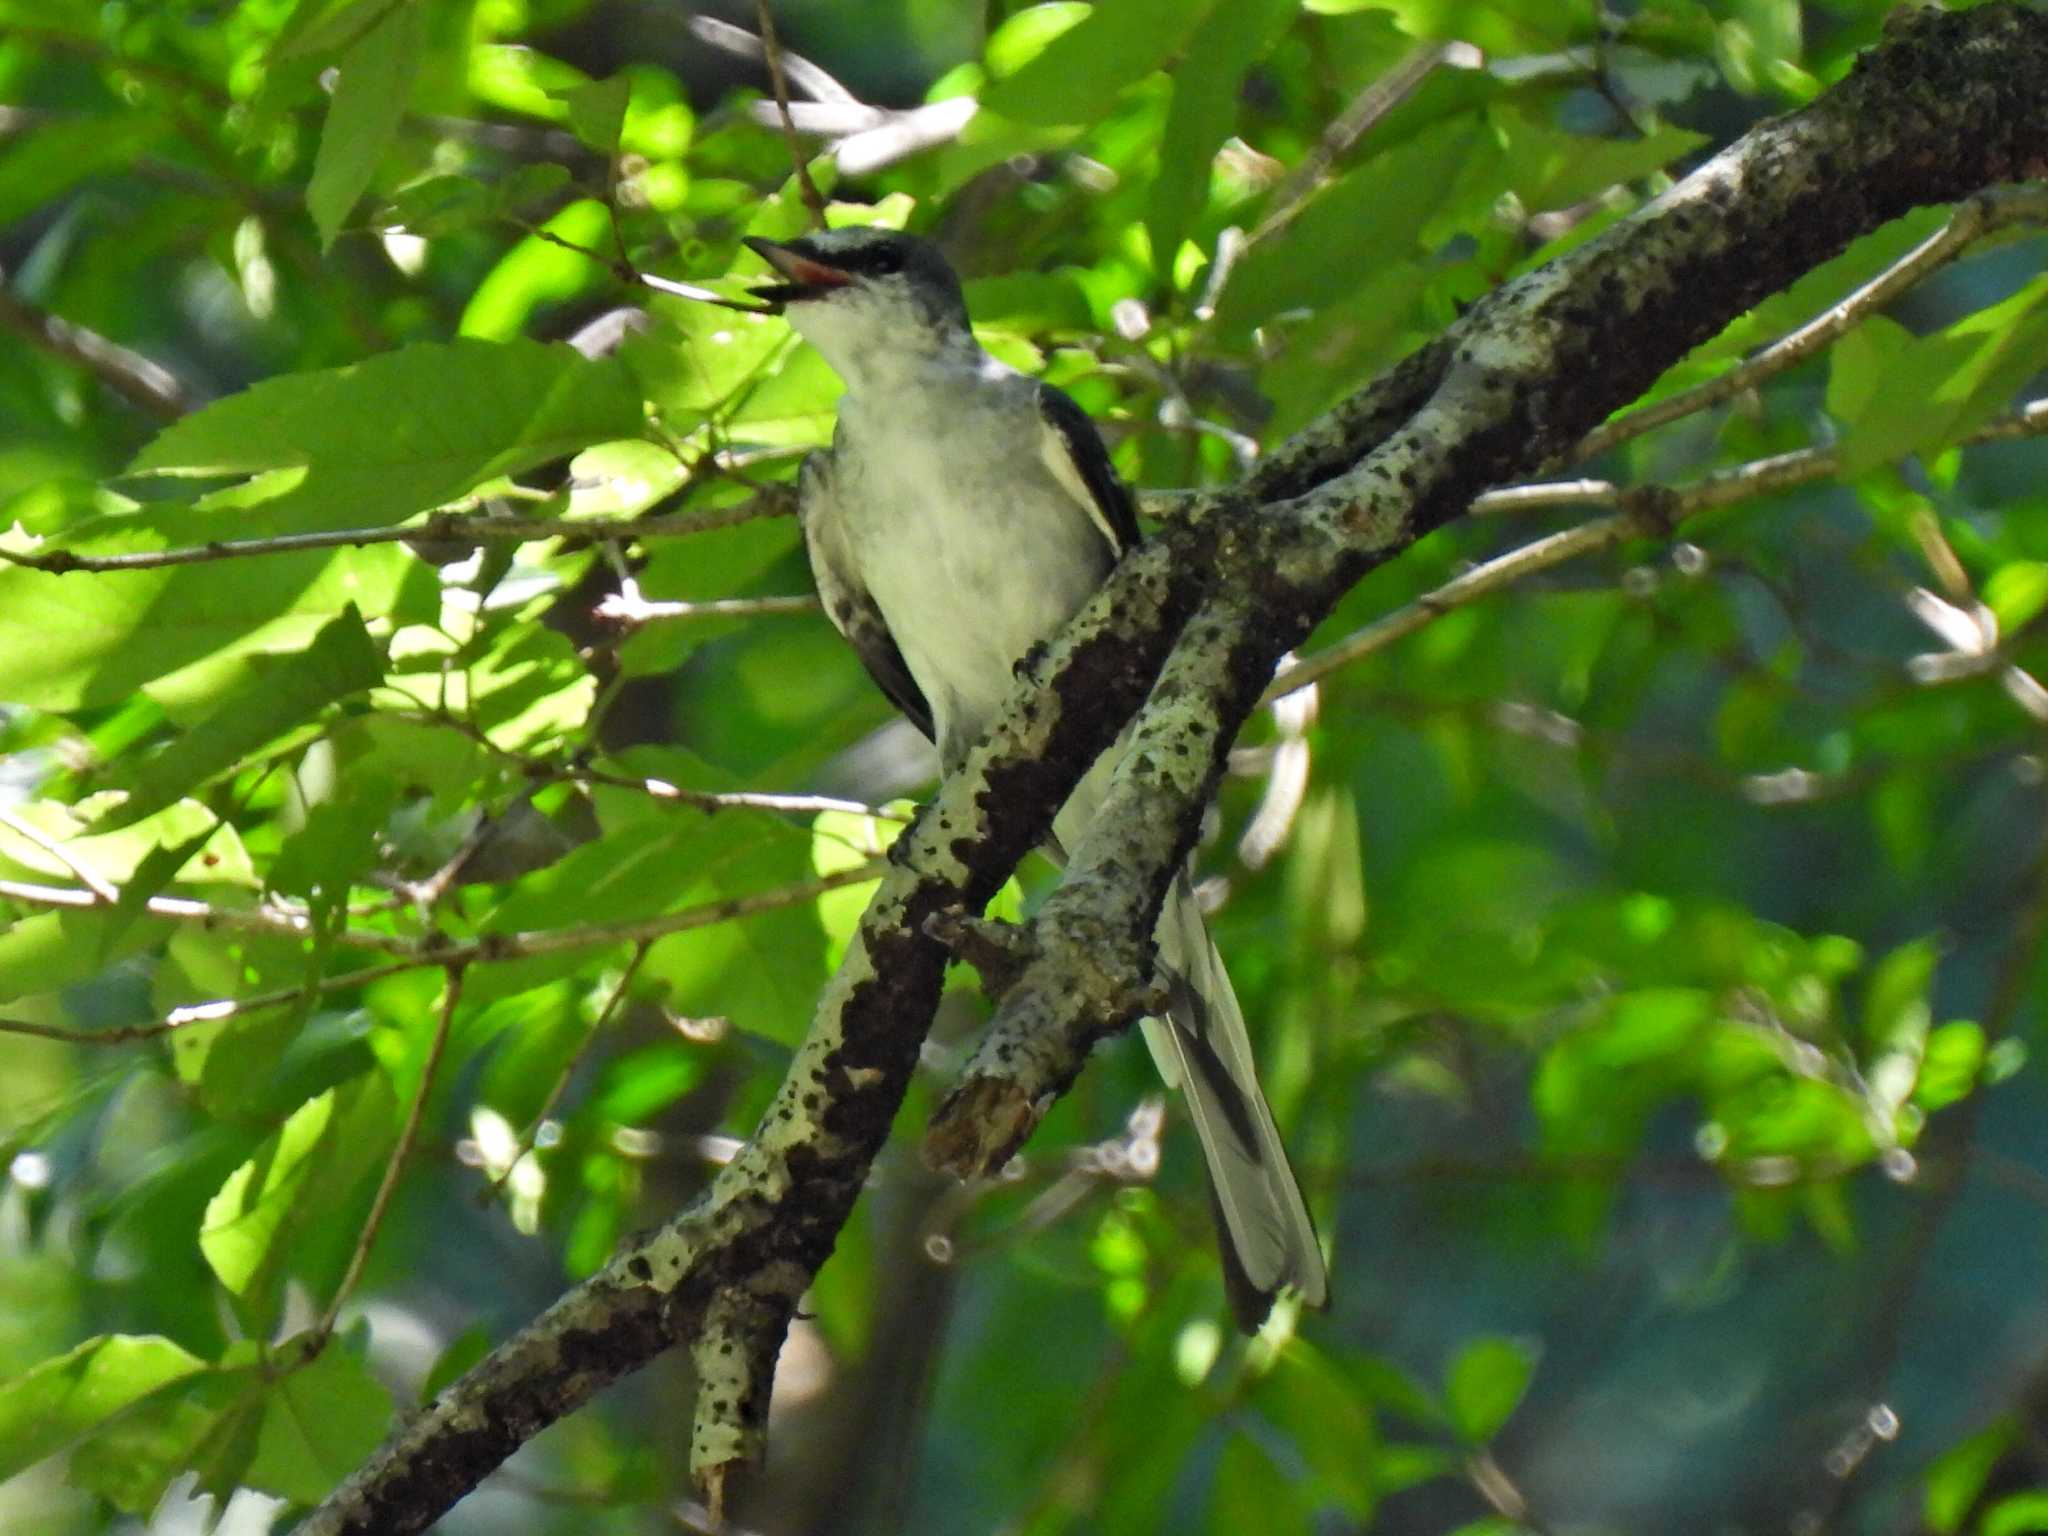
1,1 -> 2046,1532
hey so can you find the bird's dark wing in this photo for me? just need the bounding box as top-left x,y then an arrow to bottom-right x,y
798,452 -> 936,742
1034,382 -> 1139,556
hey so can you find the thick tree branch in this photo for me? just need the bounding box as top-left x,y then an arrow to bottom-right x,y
304,8 -> 2048,1531
932,7 -> 2048,1158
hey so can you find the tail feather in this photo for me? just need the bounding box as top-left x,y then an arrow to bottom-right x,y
1146,877 -> 1328,1329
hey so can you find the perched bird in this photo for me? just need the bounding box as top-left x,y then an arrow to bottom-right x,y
746,226 -> 1327,1327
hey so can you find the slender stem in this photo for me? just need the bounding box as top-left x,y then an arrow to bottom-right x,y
484,944 -> 651,1201
1270,394 -> 2048,702
311,965 -> 465,1353
0,809 -> 120,902
0,275 -> 193,420
755,0 -> 828,225
0,495 -> 795,575
1576,185 -> 2048,463
596,591 -> 819,624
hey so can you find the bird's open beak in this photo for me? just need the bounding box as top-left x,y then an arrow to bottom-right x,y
743,237 -> 853,312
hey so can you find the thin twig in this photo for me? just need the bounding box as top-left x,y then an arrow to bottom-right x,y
0,496 -> 796,575
0,955 -> 426,1046
1576,184 -> 2048,463
1248,43 -> 1458,246
595,590 -> 820,624
755,1 -> 828,225
0,863 -> 887,1048
0,809 -> 120,903
0,270 -> 193,419
1270,394 -> 2048,702
484,943 -> 650,1202
1267,513 -> 1639,703
311,964 -> 465,1353
0,877 -> 420,955
564,766 -> 906,822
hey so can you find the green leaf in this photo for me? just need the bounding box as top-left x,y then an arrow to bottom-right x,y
1987,561 -> 2048,636
66,1364 -> 263,1515
1862,935 -> 1938,1048
383,173 -> 495,237
1208,1433 -> 1307,1535
419,1325 -> 492,1405
1924,1418 -> 2015,1533
1445,1335 -> 1537,1444
1217,118 -> 1490,340
108,607 -> 384,829
559,75 -> 632,155
460,199 -> 614,340
245,1344 -> 395,1504
0,535 -> 426,712
1915,1021 -> 1985,1114
201,1091 -> 341,1296
980,0 -> 1210,127
198,1077 -> 395,1324
1492,106 -> 1706,211
1834,276 -> 2048,477
1986,1490 -> 2048,1536
307,0 -> 425,248
0,909 -> 170,1005
0,112 -> 168,230
0,1334 -> 206,1483
124,338 -> 644,535
1146,0 -> 1296,269
271,0 -> 406,62
982,3 -> 1091,79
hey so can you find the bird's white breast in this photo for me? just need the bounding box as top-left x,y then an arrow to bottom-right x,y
828,356 -> 1114,765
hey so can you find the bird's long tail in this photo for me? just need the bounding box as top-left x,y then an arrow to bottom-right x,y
1142,875 -> 1328,1329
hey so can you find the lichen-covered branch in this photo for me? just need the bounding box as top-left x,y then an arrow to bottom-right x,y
304,8 -> 2048,1531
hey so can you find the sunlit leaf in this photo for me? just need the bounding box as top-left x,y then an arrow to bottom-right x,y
307,0 -> 424,247
0,1334 -> 206,1483
1445,1335 -> 1537,1444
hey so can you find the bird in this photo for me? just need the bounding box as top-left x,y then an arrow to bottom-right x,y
745,225 -> 1327,1328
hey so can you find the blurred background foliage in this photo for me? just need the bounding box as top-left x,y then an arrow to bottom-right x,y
1,0 -> 2045,1532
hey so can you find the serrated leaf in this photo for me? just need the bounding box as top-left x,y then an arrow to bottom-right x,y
1834,276 -> 2048,477
1445,1335 -> 1536,1444
0,537 -> 426,713
245,1345 -> 395,1503
1146,0 -> 1296,269
198,1077 -> 395,1324
1218,118 -> 1490,340
981,0 -> 1209,127
66,1364 -> 263,1515
308,0 -> 424,248
0,1334 -> 206,1483
124,338 -> 644,535
108,607 -> 383,829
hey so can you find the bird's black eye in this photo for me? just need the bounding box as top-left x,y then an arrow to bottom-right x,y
869,247 -> 904,274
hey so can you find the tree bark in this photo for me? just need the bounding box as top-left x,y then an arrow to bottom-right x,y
302,7 -> 2048,1531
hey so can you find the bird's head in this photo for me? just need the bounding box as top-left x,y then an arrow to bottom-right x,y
743,227 -> 971,380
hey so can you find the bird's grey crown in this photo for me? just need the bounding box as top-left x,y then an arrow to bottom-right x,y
762,227 -> 969,334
